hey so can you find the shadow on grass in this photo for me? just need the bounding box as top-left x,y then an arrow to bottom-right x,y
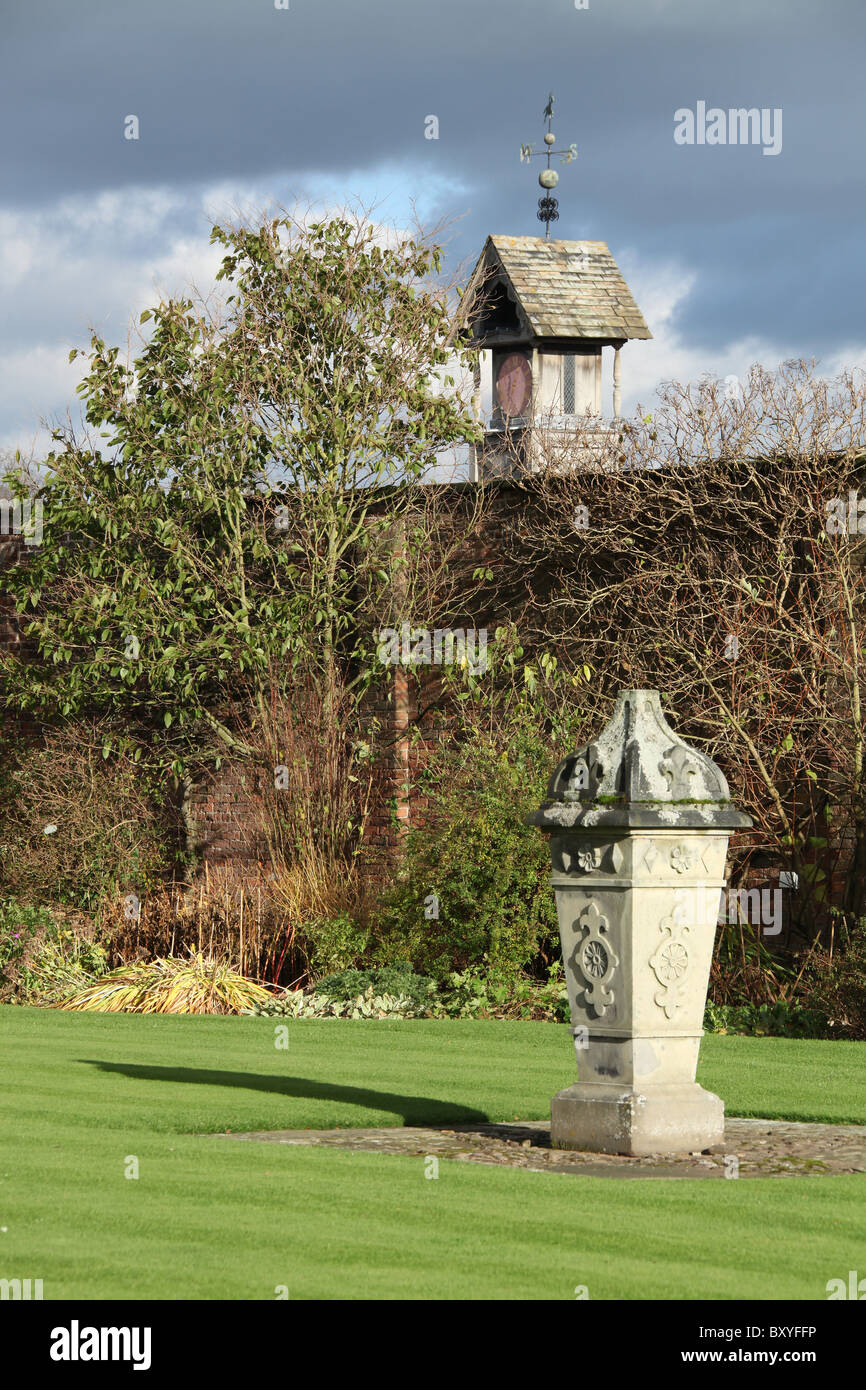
79,1060 -> 487,1126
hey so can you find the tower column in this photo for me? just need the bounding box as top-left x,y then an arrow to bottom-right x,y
613,344 -> 622,420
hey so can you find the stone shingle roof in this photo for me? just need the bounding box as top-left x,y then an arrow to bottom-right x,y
473,234 -> 652,342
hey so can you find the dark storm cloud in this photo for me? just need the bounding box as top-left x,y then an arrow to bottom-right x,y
1,0 -> 864,425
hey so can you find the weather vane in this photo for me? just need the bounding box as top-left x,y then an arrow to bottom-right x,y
519,93 -> 578,238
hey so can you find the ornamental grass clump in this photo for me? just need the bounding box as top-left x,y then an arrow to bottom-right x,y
56,950 -> 272,1015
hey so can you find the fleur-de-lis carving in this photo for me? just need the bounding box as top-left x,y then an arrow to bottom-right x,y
659,744 -> 700,799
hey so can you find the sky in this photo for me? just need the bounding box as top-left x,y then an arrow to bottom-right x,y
1,0 -> 865,463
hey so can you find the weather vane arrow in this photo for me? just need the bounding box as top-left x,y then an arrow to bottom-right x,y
519,92 -> 578,239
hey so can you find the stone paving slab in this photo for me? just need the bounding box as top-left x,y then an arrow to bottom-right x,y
211,1117 -> 866,1180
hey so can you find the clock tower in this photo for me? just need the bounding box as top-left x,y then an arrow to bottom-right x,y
462,233 -> 652,477
459,94 -> 651,477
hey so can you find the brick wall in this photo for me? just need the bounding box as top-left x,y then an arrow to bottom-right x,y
0,485 -> 853,928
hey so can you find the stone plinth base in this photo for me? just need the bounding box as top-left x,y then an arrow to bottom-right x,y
550,1082 -> 724,1157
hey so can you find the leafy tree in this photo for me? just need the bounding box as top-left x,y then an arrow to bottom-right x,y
0,212 -> 480,862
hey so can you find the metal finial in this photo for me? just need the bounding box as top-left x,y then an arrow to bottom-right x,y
519,92 -> 578,239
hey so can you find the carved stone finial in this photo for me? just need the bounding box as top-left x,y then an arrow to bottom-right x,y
528,689 -> 752,831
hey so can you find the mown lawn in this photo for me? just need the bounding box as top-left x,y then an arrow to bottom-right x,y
0,1006 -> 863,1300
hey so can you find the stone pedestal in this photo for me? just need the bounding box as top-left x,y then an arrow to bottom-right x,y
527,689 -> 751,1157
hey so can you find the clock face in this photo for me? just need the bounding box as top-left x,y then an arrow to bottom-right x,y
496,353 -> 532,417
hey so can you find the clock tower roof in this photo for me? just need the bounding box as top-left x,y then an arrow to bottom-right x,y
462,234 -> 651,347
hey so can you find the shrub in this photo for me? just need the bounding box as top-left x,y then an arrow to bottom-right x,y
255,961 -> 569,1022
298,910 -> 372,978
0,899 -> 58,999
0,899 -> 109,1005
18,933 -> 108,1006
703,999 -> 825,1038
259,986 -> 426,1020
799,916 -> 866,1039
57,950 -> 272,1014
374,737 -> 559,978
707,912 -> 794,1009
430,962 -> 569,1022
0,723 -> 177,914
314,962 -> 435,1007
